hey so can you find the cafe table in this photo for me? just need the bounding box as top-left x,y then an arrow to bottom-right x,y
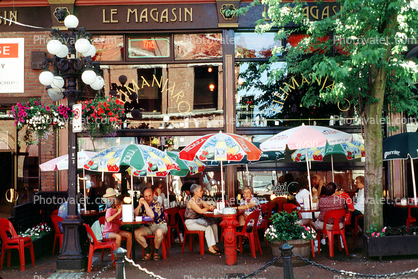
296,207 -> 320,220
121,219 -> 154,262
394,202 -> 418,227
203,210 -> 244,266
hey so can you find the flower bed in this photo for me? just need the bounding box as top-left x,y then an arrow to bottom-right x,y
17,223 -> 52,241
364,224 -> 418,260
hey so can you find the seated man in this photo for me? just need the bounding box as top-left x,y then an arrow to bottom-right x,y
134,188 -> 168,261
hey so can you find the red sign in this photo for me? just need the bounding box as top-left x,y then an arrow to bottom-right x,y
0,43 -> 18,58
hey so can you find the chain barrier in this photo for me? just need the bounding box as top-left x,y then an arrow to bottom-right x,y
89,259 -> 115,279
294,253 -> 418,278
240,255 -> 281,279
124,256 -> 167,279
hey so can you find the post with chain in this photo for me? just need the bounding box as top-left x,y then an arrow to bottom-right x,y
114,247 -> 127,279
280,243 -> 294,279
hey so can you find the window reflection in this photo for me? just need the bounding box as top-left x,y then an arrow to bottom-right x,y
174,33 -> 222,60
235,32 -> 282,59
91,35 -> 123,62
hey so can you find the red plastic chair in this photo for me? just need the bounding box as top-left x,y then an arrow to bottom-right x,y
256,204 -> 269,246
84,223 -> 117,272
52,209 -> 58,215
50,215 -> 63,255
236,210 -> 263,258
179,209 -> 205,255
165,207 -> 182,247
283,203 -> 298,214
315,209 -> 349,257
0,218 -> 35,271
141,212 -> 169,259
272,197 -> 287,212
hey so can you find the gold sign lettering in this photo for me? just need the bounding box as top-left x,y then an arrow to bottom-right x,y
0,10 -> 17,25
120,75 -> 191,114
310,6 -> 319,20
127,9 -> 138,23
102,8 -> 119,23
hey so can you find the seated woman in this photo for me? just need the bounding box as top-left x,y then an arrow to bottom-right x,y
295,175 -> 312,225
311,182 -> 346,231
184,184 -> 221,256
102,196 -> 133,259
236,187 -> 262,228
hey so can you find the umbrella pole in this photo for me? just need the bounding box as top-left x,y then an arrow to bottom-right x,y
166,176 -> 170,206
83,169 -> 87,211
246,164 -> 250,187
221,161 -> 225,206
305,149 -> 313,209
411,157 -> 417,205
131,172 -> 134,206
331,154 -> 335,182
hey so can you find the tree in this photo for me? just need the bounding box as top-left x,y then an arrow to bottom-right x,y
240,0 -> 418,230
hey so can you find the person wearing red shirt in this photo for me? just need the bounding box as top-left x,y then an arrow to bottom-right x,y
334,184 -> 355,224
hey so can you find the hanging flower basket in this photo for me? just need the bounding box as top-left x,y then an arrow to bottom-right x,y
11,99 -> 71,145
78,96 -> 125,138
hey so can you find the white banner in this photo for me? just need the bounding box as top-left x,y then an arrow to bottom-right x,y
0,38 -> 24,93
72,103 -> 82,133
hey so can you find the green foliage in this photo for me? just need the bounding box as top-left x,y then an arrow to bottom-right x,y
240,0 -> 418,116
264,210 -> 316,242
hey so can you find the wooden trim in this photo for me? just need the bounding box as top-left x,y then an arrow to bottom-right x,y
75,0 -> 217,6
0,1 -> 49,7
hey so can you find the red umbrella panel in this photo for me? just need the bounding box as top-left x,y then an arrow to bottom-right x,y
179,132 -> 262,205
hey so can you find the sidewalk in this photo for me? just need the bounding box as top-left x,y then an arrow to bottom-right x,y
2,233 -> 418,279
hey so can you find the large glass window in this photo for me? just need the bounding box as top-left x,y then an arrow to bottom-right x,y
235,32 -> 282,59
91,35 -> 123,62
137,68 -> 163,113
174,33 -> 222,60
194,66 -> 218,110
128,36 -> 170,58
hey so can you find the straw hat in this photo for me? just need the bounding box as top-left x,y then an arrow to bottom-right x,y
103,188 -> 117,198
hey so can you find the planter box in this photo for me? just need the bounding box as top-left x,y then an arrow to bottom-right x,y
10,231 -> 54,266
364,233 -> 418,260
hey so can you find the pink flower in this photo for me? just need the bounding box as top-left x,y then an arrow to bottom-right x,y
45,106 -> 50,111
382,227 -> 386,232
377,233 -> 380,237
372,232 -> 375,237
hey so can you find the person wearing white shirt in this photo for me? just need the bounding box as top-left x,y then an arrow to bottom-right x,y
295,175 -> 312,225
351,176 -> 365,231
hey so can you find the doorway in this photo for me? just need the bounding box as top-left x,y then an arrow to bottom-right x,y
0,152 -> 13,217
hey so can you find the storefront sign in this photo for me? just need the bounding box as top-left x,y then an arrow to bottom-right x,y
0,38 -> 24,93
78,4 -> 218,30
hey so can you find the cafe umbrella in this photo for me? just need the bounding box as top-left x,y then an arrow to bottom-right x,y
40,150 -> 97,211
260,124 -> 353,207
127,152 -> 206,204
179,131 -> 262,205
291,140 -> 365,181
383,132 -> 418,205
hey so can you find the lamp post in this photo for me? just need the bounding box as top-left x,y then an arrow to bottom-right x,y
39,13 -> 104,271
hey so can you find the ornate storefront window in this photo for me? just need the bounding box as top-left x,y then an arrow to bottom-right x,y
235,32 -> 282,59
128,36 -> 170,58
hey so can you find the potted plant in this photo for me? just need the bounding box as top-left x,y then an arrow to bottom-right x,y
265,210 -> 316,266
364,224 -> 418,260
10,99 -> 71,145
78,96 -> 125,139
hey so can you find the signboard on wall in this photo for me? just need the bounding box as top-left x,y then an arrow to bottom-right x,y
0,38 -> 24,93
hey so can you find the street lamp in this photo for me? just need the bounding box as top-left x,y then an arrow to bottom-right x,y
39,12 -> 103,271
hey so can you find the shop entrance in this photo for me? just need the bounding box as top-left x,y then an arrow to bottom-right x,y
0,152 -> 13,217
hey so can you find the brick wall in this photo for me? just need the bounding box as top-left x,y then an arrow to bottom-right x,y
1,31 -> 57,191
